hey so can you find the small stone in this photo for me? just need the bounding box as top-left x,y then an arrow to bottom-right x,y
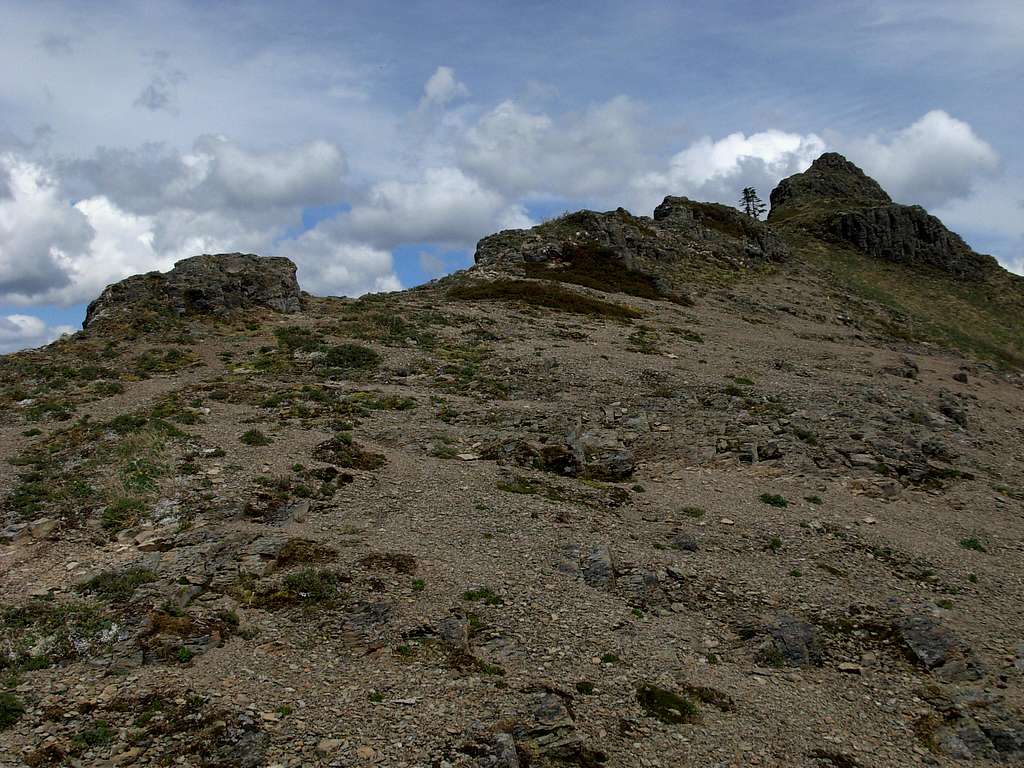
356,745 -> 376,760
838,662 -> 862,675
456,453 -> 481,461
720,518 -> 735,526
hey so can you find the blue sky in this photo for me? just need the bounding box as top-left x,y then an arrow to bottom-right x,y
1,0 -> 1022,351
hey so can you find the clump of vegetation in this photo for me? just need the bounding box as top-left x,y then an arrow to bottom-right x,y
134,347 -> 197,376
317,343 -> 380,371
101,497 -> 146,533
0,600 -> 115,673
240,428 -> 272,446
0,692 -> 25,729
312,434 -> 386,470
275,538 -> 337,568
74,719 -> 114,747
76,567 -> 158,602
448,279 -> 642,320
760,493 -> 789,508
636,684 -> 699,724
280,569 -> 346,603
681,506 -> 705,519
462,587 -> 504,606
358,552 -> 418,575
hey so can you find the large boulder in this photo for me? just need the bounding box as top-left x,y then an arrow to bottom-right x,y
84,253 -> 302,329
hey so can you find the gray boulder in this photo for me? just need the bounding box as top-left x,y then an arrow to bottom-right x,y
84,253 -> 302,328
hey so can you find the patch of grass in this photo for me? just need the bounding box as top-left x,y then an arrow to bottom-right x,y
680,506 -> 705,519
101,497 -> 146,533
411,579 -> 426,591
804,495 -> 823,505
760,493 -> 789,508
766,536 -> 783,552
636,684 -> 699,724
958,537 -> 986,553
317,343 -> 380,371
600,652 -> 621,664
448,279 -> 642,320
240,428 -> 272,446
576,681 -> 595,695
462,587 -> 504,606
76,567 -> 158,602
74,719 -> 113,747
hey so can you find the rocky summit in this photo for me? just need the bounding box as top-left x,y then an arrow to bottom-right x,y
2,153 -> 1024,767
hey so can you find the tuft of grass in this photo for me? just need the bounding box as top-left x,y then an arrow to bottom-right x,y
240,428 -> 272,446
958,537 -> 986,553
760,493 -> 789,508
680,506 -> 705,519
448,279 -> 642,320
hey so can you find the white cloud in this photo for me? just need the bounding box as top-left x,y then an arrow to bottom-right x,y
420,66 -> 468,109
278,231 -> 401,297
0,153 -> 94,300
845,110 -> 999,208
630,129 -> 825,212
346,166 -> 532,248
0,313 -> 74,353
460,96 -> 649,201
64,136 -> 347,214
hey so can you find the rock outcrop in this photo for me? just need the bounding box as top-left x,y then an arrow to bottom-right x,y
84,253 -> 302,329
770,152 -> 997,279
472,197 -> 788,297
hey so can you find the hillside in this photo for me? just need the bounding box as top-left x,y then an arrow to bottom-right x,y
1,154 -> 1024,767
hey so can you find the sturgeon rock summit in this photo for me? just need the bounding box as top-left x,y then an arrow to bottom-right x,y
769,153 -> 998,279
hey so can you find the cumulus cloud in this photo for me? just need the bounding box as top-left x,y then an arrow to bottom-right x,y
346,166 -> 532,249
0,140 -> 368,307
419,66 -> 468,109
461,95 -> 648,201
0,154 -> 94,300
63,136 -> 347,214
0,314 -> 74,354
630,128 -> 825,212
278,230 -> 401,297
845,110 -> 999,208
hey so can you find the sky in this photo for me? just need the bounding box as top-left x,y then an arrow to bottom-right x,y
1,0 -> 1022,352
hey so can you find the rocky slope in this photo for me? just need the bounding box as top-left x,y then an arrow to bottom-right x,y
1,154 -> 1024,768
